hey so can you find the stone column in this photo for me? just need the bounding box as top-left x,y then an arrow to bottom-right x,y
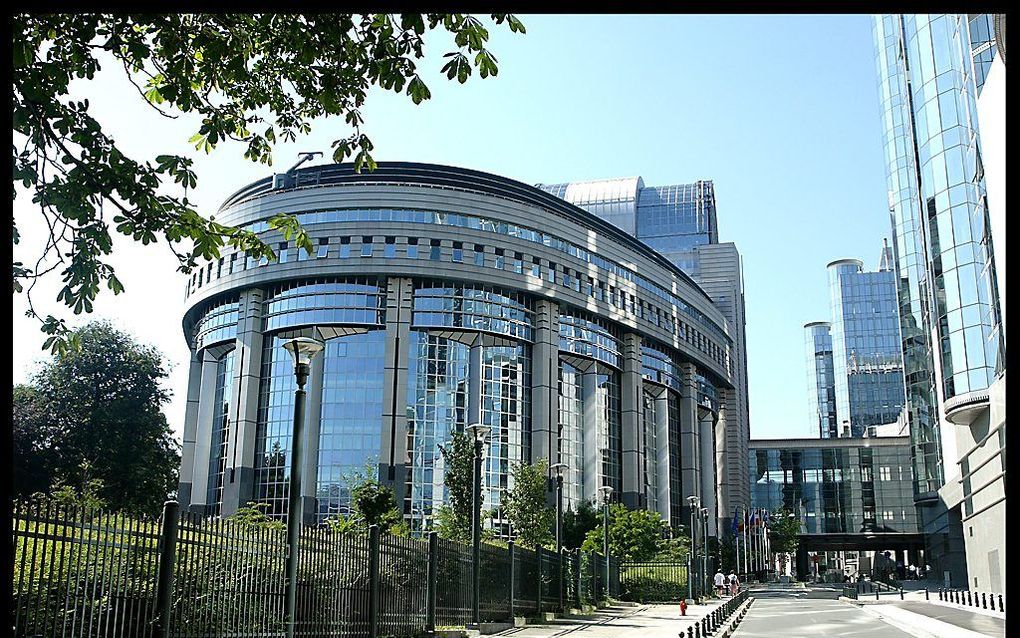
582,365 -> 601,502
531,300 -> 560,467
190,352 -> 221,514
620,333 -> 643,509
177,349 -> 206,510
679,363 -> 701,523
300,352 -> 326,524
698,408 -> 718,538
220,288 -> 265,518
654,390 -> 671,522
380,277 -> 414,505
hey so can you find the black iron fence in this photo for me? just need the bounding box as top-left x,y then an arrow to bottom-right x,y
11,500 -> 616,637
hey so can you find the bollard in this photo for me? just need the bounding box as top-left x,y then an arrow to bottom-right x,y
967,591 -> 972,606
982,592 -> 987,609
694,623 -> 701,638
938,588 -> 943,601
998,594 -> 1004,612
925,588 -> 929,600
900,587 -> 904,600
876,588 -> 879,601
688,626 -> 695,638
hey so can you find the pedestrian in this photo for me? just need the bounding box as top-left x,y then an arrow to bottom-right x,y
714,569 -> 726,596
729,571 -> 739,596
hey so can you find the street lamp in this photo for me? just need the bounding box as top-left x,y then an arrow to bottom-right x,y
466,422 -> 491,627
687,495 -> 700,602
282,336 -> 324,638
701,507 -> 709,597
598,485 -> 613,599
550,462 -> 567,611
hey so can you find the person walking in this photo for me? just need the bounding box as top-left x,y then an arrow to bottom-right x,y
729,571 -> 739,596
714,569 -> 726,596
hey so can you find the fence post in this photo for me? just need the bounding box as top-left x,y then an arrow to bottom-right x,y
152,500 -> 180,638
536,546 -> 544,614
368,525 -> 380,638
508,540 -> 516,623
426,532 -> 438,633
574,550 -> 582,609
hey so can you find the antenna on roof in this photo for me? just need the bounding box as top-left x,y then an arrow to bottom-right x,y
287,151 -> 323,174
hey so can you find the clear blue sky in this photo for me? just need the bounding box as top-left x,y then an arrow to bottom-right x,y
12,14 -> 895,441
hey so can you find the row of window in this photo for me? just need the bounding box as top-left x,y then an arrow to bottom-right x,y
199,206 -> 730,345
187,238 -> 729,370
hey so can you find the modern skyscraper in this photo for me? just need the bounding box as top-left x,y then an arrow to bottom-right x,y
536,176 -> 749,538
873,13 -> 1006,592
804,322 -> 838,439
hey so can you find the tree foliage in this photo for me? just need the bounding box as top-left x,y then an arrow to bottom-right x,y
562,497 -> 602,550
434,431 -> 476,542
11,320 -> 180,517
768,508 -> 802,554
12,13 -> 525,353
501,459 -> 554,548
581,504 -> 669,561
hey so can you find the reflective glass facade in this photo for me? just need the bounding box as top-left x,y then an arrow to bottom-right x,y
178,162 -> 735,538
827,259 -> 906,437
749,440 -> 918,534
805,323 -> 838,439
873,14 -> 1004,494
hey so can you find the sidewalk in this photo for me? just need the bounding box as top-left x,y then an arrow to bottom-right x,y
862,602 -> 1005,638
492,597 -> 739,637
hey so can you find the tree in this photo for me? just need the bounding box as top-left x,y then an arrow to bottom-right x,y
581,504 -> 668,561
501,459 -> 554,548
12,13 -> 526,354
12,384 -> 52,498
562,498 -> 601,550
769,508 -> 802,576
434,431 -> 475,542
11,320 -> 180,516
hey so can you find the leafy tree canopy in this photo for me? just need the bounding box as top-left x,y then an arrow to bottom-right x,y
12,13 -> 525,354
581,504 -> 669,561
11,320 -> 180,517
768,508 -> 802,554
434,431 -> 476,542
562,497 -> 602,550
501,459 -> 554,549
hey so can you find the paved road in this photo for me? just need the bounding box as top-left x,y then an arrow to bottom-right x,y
889,601 -> 1004,637
731,590 -> 917,638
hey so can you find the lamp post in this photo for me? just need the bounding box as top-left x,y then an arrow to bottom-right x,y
466,422 -> 491,627
282,336 -> 325,638
598,485 -> 613,599
701,507 -> 709,597
550,462 -> 568,611
687,495 -> 700,602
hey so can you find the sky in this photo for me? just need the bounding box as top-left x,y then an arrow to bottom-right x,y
12,14 -> 896,442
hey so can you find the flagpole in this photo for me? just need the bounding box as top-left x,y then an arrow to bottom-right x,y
743,508 -> 749,578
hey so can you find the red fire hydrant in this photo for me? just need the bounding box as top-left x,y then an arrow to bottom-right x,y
680,599 -> 688,616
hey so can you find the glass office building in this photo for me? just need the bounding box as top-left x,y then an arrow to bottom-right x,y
536,176 -> 748,537
749,438 -> 918,535
873,14 -> 1006,590
176,162 -> 735,536
804,322 -> 838,439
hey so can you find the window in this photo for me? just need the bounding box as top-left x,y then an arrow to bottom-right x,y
430,240 -> 441,261
361,236 -> 373,257
339,237 -> 351,258
474,246 -> 485,267
317,238 -> 329,259
452,241 -> 463,263
407,238 -> 419,259
384,237 -> 396,258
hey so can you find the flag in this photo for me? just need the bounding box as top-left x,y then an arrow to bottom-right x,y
732,510 -> 740,537
749,510 -> 758,528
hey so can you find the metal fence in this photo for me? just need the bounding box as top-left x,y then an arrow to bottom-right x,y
11,500 -> 615,637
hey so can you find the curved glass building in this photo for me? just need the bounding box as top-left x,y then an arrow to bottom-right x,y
176,163 -> 735,536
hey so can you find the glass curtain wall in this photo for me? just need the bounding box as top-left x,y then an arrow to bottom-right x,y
315,330 -> 387,522
205,350 -> 236,515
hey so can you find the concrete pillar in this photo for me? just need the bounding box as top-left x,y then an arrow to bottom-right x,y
620,333 -> 643,509
531,300 -> 559,467
177,349 -> 206,509
714,388 -> 730,536
220,288 -> 265,517
301,352 -> 325,524
190,352 -> 221,514
582,365 -> 601,502
654,390 -> 671,522
679,363 -> 701,523
380,277 -> 413,505
699,408 -> 718,538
